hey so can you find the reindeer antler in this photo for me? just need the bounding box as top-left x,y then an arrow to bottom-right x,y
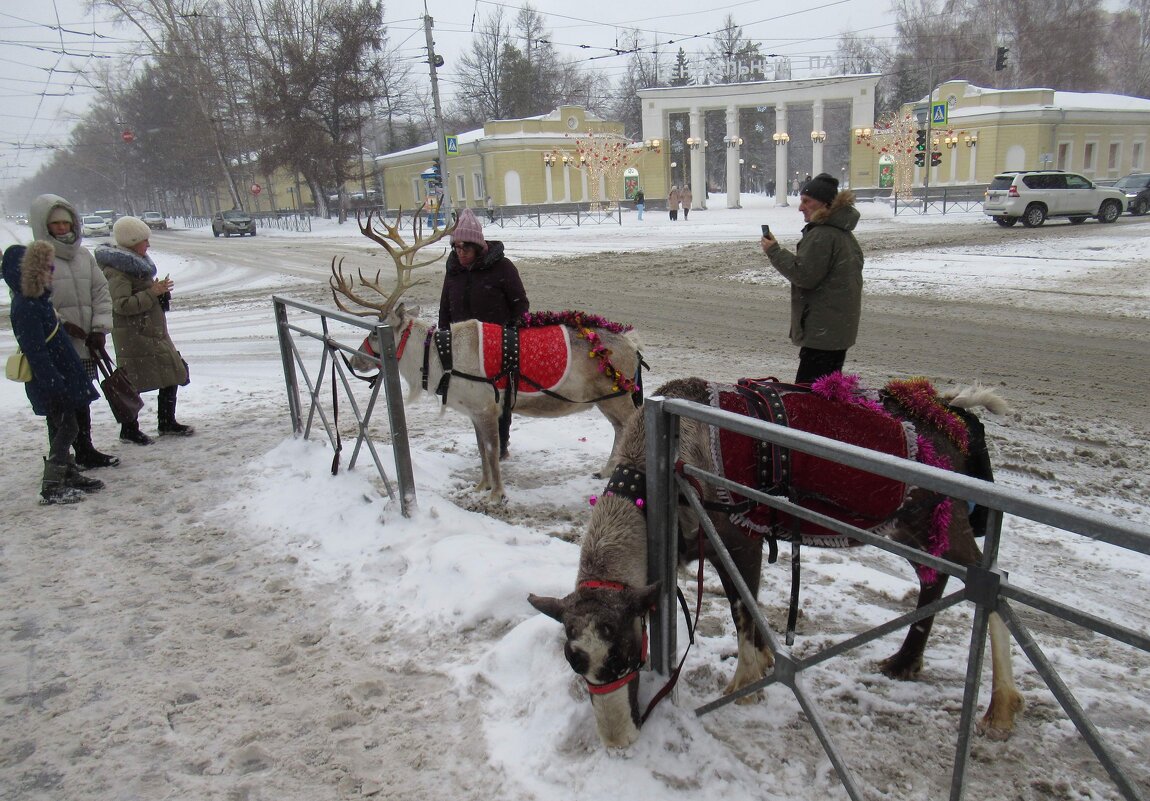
329,206 -> 457,318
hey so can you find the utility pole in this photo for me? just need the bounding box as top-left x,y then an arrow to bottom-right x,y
424,8 -> 452,216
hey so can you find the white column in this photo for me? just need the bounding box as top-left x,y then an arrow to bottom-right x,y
725,104 -> 741,209
689,107 -> 705,210
544,164 -> 554,203
562,162 -> 572,202
811,100 -> 825,176
774,104 -> 789,208
579,165 -> 589,202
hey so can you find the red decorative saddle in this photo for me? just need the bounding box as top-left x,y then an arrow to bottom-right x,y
479,323 -> 572,394
708,378 -> 914,546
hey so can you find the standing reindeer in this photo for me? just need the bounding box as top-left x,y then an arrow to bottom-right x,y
331,209 -> 645,501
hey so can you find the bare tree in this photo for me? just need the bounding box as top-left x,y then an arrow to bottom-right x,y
451,5 -> 513,128
95,0 -> 245,207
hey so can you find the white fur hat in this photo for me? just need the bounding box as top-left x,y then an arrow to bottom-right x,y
113,216 -> 151,248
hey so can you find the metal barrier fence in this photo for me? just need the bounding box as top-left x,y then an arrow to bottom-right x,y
642,395 -> 1149,801
272,295 -> 416,516
485,204 -> 623,228
854,186 -> 987,215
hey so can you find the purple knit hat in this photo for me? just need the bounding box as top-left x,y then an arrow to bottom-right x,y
451,208 -> 485,248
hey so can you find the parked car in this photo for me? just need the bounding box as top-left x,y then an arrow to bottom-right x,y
92,209 -> 117,225
1112,173 -> 1150,216
211,209 -> 256,237
983,170 -> 1127,227
81,214 -> 111,237
142,211 -> 168,230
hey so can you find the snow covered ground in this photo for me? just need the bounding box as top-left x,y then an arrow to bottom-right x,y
1,195 -> 1148,800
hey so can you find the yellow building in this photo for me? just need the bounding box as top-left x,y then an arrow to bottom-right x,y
850,80 -> 1150,190
376,106 -> 665,211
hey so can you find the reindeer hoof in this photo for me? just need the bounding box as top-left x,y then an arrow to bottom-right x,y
878,654 -> 923,681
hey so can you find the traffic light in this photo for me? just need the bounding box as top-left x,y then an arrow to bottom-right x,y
915,129 -> 927,152
914,153 -> 925,167
931,151 -> 942,167
995,46 -> 1009,71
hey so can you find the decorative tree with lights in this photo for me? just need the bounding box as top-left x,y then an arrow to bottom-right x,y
857,111 -> 953,201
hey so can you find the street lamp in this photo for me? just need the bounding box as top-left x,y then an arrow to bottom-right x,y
687,136 -> 706,150
853,127 -> 873,142
543,152 -> 556,166
724,136 -> 743,149
644,138 -> 662,151
772,132 -> 790,146
944,136 -> 958,149
810,130 -> 827,143
964,133 -> 979,147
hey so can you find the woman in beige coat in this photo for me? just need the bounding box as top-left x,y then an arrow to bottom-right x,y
95,216 -> 192,442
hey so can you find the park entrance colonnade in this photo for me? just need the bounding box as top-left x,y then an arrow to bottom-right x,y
638,74 -> 880,210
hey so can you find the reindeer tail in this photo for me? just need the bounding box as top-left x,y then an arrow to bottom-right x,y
942,382 -> 1010,415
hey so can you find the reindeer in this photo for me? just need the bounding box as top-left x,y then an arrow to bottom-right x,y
331,209 -> 645,502
529,375 -> 1023,749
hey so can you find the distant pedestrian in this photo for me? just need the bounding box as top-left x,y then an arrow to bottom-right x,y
767,179 -> 776,198
668,185 -> 680,221
791,176 -> 801,196
760,173 -> 864,384
634,188 -> 645,221
485,195 -> 496,224
680,185 -> 693,221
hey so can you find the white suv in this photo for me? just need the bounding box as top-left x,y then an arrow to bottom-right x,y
983,170 -> 1126,228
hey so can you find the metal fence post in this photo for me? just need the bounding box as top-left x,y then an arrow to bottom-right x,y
373,321 -> 417,516
274,298 -> 302,434
645,397 -> 679,677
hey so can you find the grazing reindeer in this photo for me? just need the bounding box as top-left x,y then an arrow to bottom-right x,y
530,375 -> 1022,748
331,209 -> 645,502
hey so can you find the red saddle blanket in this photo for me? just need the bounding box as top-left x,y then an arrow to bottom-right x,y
708,381 -> 913,546
479,323 -> 572,394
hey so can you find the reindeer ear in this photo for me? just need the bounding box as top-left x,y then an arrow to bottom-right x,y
528,593 -> 568,623
629,582 -> 662,613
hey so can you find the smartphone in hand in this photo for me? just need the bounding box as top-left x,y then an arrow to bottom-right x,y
761,224 -> 771,239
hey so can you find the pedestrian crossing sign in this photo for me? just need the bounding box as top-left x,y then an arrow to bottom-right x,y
445,135 -> 458,154
930,102 -> 947,127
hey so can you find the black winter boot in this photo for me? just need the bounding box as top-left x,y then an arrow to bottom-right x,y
64,460 -> 105,493
73,405 -> 120,468
120,420 -> 154,445
157,386 -> 195,436
40,459 -> 86,505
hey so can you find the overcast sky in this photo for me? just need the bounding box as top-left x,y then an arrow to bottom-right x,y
0,0 -> 899,196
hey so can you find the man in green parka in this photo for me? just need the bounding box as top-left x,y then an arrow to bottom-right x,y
760,172 -> 863,384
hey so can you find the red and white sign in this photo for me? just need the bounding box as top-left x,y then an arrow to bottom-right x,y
121,130 -> 135,143
250,183 -> 262,196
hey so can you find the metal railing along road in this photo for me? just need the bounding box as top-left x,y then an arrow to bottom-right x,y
272,295 -> 416,516
642,394 -> 1149,801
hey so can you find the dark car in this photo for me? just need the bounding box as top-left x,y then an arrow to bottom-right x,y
211,209 -> 257,237
1113,173 -> 1150,216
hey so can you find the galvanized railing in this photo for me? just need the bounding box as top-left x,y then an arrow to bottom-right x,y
642,394 -> 1149,801
272,295 -> 416,516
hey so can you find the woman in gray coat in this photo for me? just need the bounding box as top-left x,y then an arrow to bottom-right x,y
95,216 -> 193,441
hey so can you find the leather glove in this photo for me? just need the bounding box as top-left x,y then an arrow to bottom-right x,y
86,331 -> 107,353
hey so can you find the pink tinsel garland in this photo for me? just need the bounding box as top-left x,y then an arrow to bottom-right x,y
519,310 -> 634,334
883,377 -> 969,454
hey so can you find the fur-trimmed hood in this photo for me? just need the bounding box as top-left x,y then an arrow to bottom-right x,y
29,193 -> 83,261
806,189 -> 860,231
94,243 -> 158,279
2,241 -> 54,299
